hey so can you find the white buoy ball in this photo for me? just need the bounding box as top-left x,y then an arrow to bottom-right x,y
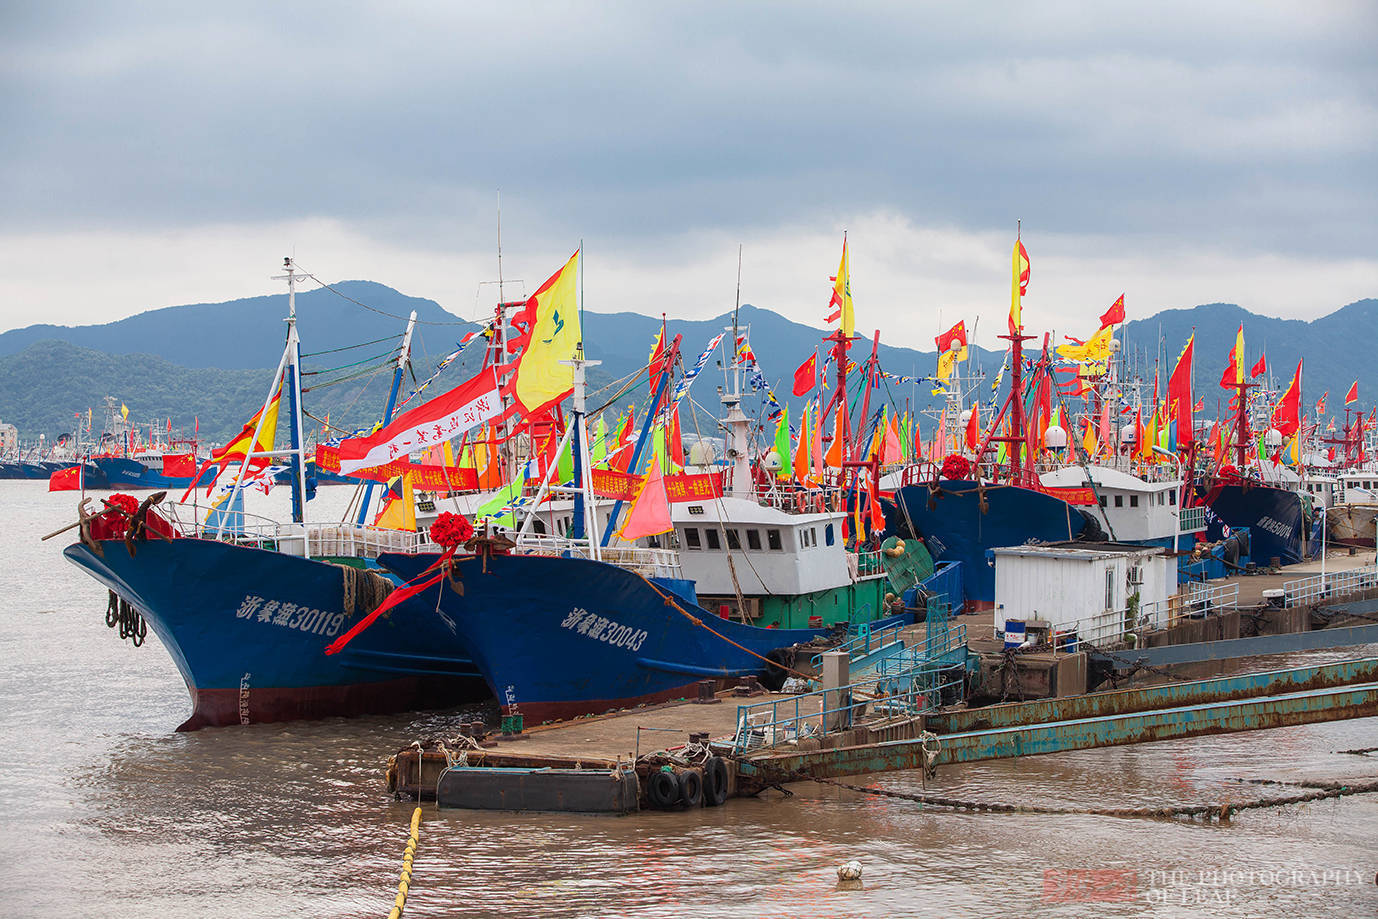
837,860 -> 863,881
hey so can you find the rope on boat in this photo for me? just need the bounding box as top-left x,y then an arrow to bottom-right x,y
387,806 -> 423,919
636,574 -> 816,682
105,590 -> 146,647
810,775 -> 1378,822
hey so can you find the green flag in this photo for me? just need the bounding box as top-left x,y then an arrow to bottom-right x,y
774,405 -> 792,478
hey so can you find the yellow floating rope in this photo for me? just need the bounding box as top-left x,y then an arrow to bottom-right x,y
387,806 -> 422,919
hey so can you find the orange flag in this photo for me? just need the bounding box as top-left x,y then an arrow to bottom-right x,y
824,405 -> 845,468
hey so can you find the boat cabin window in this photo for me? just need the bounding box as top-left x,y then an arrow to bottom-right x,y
1114,495 -> 1124,508
800,528 -> 815,548
1158,492 -> 1166,505
1169,491 -> 1177,505
726,528 -> 741,550
533,519 -> 547,535
1099,495 -> 1107,508
767,528 -> 782,550
684,527 -> 701,549
706,528 -> 721,550
1129,495 -> 1139,507
824,524 -> 835,546
747,529 -> 761,550
1105,569 -> 1115,610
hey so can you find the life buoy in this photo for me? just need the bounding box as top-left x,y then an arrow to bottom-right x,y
702,757 -> 729,806
647,770 -> 679,809
677,769 -> 703,808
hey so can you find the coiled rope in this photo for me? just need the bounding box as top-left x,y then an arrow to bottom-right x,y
105,590 -> 146,647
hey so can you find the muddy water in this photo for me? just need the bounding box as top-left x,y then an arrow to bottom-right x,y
1,481 -> 1375,917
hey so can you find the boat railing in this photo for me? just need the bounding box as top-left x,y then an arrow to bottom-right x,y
1178,505 -> 1207,532
507,536 -> 684,577
732,664 -> 962,754
851,549 -> 886,579
306,523 -> 425,558
156,501 -> 284,546
810,620 -> 907,671
875,623 -> 969,676
1283,563 -> 1378,608
1040,583 -> 1241,650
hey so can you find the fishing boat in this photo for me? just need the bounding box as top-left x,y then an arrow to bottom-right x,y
364,243 -> 934,723
62,260 -> 492,729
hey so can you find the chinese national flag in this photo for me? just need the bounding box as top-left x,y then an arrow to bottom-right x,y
1098,294 -> 1125,329
48,465 -> 83,492
1250,354 -> 1267,378
792,353 -> 817,396
935,320 -> 967,355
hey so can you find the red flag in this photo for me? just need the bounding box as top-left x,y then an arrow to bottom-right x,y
1270,359 -> 1303,437
1098,294 -> 1125,329
964,406 -> 980,452
935,320 -> 967,355
792,353 -> 817,396
1316,392 -> 1328,415
48,465 -> 83,492
1167,334 -> 1194,442
1345,381 -> 1359,405
1250,354 -> 1266,378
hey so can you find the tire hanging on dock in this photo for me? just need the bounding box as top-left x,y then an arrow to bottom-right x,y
647,770 -> 680,809
702,757 -> 729,807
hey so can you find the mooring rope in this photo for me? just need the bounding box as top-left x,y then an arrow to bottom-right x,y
387,806 -> 422,919
635,574 -> 816,682
811,775 -> 1378,822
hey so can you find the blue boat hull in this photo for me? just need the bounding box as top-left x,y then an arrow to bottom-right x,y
378,552 -> 830,725
90,456 -> 218,491
1199,482 -> 1306,566
63,538 -> 487,729
887,479 -> 1095,607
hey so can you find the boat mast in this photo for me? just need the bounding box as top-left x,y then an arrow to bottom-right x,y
355,310 -> 418,526
278,257 -> 310,528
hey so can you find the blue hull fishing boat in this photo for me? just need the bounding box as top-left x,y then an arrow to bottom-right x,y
378,551 -> 828,724
886,478 -> 1097,607
65,537 -> 483,729
60,259 -> 493,729
1198,481 -> 1308,566
90,455 -> 218,491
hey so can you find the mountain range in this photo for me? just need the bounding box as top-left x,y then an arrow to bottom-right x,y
0,282 -> 1372,443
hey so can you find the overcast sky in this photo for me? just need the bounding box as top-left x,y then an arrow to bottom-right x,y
1,1 -> 1374,351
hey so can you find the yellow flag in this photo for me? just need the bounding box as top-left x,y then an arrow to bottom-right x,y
829,239 -> 854,338
513,250 -> 581,415
1082,418 -> 1098,458
1009,238 -> 1029,334
1056,325 -> 1115,364
936,348 -> 959,384
120,403 -> 129,421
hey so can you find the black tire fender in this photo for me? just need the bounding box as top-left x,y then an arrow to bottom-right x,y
702,756 -> 729,806
647,770 -> 679,809
677,768 -> 703,808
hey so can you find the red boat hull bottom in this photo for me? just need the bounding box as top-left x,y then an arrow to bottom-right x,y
178,675 -> 491,731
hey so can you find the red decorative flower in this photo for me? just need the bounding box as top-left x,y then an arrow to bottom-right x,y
939,455 -> 972,481
429,512 -> 475,548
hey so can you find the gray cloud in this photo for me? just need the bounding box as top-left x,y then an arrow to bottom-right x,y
0,1 -> 1374,327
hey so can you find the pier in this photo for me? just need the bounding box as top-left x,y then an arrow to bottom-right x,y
388,548 -> 1378,814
